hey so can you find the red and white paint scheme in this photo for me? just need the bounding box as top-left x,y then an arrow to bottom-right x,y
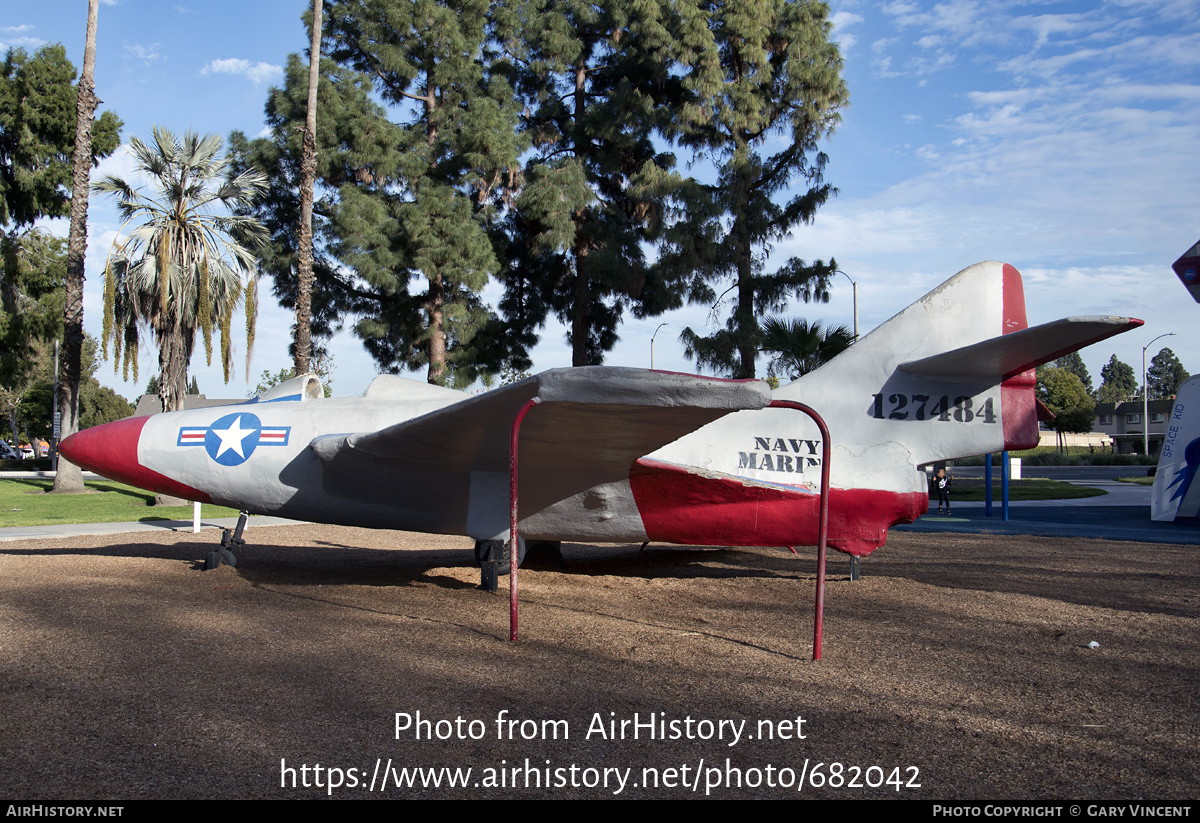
62,262 -> 1140,558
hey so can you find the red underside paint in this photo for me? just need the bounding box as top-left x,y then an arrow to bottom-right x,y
629,459 -> 927,557
58,416 -> 211,503
1000,264 -> 1040,451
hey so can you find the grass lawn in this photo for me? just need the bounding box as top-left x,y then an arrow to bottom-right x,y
947,478 -> 1107,501
1115,476 -> 1155,485
0,478 -> 241,528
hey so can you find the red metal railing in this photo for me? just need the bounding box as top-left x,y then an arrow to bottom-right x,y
507,395 -> 832,660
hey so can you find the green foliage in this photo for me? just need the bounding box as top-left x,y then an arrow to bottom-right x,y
668,0 -> 848,378
756,316 -> 852,381
252,350 -> 334,397
237,0 -> 847,381
1147,347 -> 1189,399
1053,351 -> 1093,395
5,334 -> 132,445
1097,354 -> 1138,404
95,127 -> 269,411
1037,366 -> 1096,450
228,56 -> 401,367
494,0 -> 685,366
235,0 -> 521,388
0,44 -> 121,229
0,229 -> 66,391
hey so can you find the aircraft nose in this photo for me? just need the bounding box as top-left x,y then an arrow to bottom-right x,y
58,416 -> 210,502
59,416 -> 149,481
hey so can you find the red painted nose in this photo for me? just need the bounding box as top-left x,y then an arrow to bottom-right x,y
59,416 -> 149,480
58,416 -> 210,502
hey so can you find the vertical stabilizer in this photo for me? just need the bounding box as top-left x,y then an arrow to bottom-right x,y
1152,376 -> 1200,521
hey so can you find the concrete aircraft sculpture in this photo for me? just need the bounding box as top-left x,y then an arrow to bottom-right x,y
62,261 -> 1141,572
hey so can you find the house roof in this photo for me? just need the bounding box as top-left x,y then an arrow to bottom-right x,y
130,393 -> 243,418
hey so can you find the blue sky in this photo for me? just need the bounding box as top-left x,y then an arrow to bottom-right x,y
5,0 -> 1199,400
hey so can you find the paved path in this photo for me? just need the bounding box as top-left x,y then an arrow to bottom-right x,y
3,474 -> 1194,547
0,515 -> 304,542
897,480 -> 1199,546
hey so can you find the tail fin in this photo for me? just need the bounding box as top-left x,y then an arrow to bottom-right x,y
1152,376 -> 1200,521
775,261 -> 1141,464
647,261 -> 1141,554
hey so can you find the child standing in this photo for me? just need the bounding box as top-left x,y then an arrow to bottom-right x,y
931,467 -> 952,514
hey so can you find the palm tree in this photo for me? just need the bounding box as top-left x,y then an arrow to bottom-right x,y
96,127 -> 268,412
757,317 -> 854,382
54,0 -> 100,493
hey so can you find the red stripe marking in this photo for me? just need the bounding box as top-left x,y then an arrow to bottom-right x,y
1000,263 -> 1039,451
629,459 -> 927,557
59,416 -> 211,503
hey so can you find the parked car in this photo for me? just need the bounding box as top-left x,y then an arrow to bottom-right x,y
0,441 -> 19,460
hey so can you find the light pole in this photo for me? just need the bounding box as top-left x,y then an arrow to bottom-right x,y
651,322 -> 669,370
1143,332 -> 1175,456
836,270 -> 858,340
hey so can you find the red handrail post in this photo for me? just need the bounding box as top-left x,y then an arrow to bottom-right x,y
509,397 -> 541,641
768,400 -> 832,661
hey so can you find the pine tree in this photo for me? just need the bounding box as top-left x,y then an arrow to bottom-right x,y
1053,351 -> 1093,396
238,0 -> 521,388
324,0 -> 522,386
1097,354 -> 1139,404
229,56 -> 405,375
496,0 -> 683,366
1147,348 -> 1189,400
0,44 -> 122,229
667,0 -> 848,378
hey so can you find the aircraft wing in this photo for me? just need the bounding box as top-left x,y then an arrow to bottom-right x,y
309,367 -> 772,522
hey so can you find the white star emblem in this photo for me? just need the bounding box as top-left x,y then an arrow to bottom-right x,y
212,415 -> 257,459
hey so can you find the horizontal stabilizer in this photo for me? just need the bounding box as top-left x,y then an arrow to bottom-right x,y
898,316 -> 1143,381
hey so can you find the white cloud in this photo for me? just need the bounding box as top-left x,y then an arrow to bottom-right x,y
0,36 -> 45,50
903,114 -> 922,124
124,43 -> 161,63
1,25 -> 34,34
200,57 -> 283,85
1011,12 -> 1105,48
830,11 -> 863,53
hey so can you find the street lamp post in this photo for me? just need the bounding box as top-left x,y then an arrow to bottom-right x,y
837,270 -> 859,340
1143,332 -> 1176,456
651,322 -> 669,370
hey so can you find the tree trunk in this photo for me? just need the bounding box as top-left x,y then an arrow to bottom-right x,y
154,326 -> 189,506
731,162 -> 756,380
293,0 -> 322,376
572,249 -> 589,367
571,58 -> 589,368
52,0 -> 99,495
159,327 -> 189,413
427,272 -> 447,385
7,406 -> 19,455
